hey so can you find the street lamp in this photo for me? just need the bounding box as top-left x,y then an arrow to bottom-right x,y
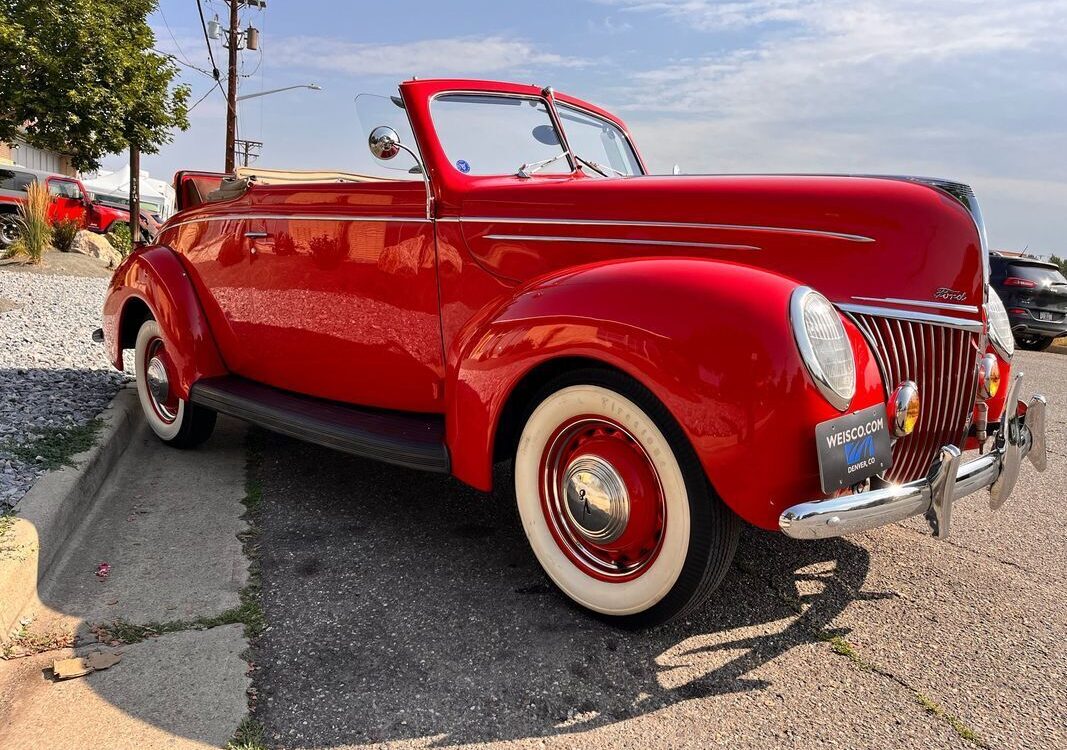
236,83 -> 322,102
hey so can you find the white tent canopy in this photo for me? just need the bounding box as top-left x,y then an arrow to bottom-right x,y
82,165 -> 176,218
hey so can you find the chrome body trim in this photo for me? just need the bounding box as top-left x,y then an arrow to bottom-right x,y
482,234 -> 759,251
848,310 -> 981,483
839,303 -> 983,333
445,215 -> 875,243
165,214 -> 433,231
851,295 -> 979,314
779,374 -> 1047,540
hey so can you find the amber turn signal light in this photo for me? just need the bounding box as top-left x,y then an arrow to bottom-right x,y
977,353 -> 1000,400
888,380 -> 920,437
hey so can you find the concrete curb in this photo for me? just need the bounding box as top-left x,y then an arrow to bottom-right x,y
0,385 -> 141,640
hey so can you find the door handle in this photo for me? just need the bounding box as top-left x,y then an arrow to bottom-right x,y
244,231 -> 269,239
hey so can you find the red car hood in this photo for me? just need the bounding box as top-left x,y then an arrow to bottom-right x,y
456,173 -> 986,322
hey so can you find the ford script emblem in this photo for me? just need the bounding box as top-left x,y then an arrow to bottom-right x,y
934,287 -> 967,301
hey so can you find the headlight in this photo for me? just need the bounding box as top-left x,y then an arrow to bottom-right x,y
790,287 -> 856,411
985,288 -> 1014,358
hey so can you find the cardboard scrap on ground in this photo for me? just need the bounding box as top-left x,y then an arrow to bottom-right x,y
52,650 -> 123,680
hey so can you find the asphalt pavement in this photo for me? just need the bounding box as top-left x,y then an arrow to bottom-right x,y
250,350 -> 1066,750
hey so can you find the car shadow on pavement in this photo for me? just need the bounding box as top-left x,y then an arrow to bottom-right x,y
252,430 -> 895,748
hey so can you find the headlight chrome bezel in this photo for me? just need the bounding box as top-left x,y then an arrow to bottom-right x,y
985,287 -> 1015,359
790,286 -> 857,412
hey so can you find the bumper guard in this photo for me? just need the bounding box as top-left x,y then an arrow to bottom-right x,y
779,372 -> 1048,540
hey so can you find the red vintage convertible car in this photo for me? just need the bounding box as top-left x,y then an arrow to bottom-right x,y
100,79 -> 1048,625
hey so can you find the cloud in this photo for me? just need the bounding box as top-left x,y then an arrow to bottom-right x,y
611,1 -> 1066,114
268,35 -> 587,77
599,1 -> 1067,250
600,0 -> 809,29
587,16 -> 634,34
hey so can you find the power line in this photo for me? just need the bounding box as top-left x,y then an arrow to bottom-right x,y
196,0 -> 221,81
154,49 -> 216,79
157,4 -> 194,68
188,80 -> 222,112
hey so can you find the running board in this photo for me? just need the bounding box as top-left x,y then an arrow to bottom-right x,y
189,376 -> 449,473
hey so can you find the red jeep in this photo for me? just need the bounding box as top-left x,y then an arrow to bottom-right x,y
0,166 -> 132,247
101,79 -> 1048,625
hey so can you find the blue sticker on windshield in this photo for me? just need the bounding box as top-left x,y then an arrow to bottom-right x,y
456,159 -> 471,173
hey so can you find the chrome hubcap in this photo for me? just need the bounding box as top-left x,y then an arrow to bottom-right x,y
563,455 -> 630,543
146,356 -> 176,420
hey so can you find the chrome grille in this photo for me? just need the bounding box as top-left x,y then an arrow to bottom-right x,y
850,314 -> 981,483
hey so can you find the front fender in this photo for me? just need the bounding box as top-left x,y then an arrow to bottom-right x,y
446,258 -> 884,530
102,245 -> 226,398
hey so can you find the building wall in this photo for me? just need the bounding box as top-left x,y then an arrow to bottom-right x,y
0,139 -> 76,176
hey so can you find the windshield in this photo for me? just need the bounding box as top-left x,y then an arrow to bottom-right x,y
430,94 -> 570,176
556,104 -> 642,176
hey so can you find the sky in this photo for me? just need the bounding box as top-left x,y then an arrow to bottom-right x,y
129,0 -> 1067,254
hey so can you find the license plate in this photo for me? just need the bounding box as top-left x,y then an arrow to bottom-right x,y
1038,311 -> 1054,321
814,404 -> 894,494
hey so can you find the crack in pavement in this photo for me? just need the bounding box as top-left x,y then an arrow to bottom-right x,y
736,559 -> 989,748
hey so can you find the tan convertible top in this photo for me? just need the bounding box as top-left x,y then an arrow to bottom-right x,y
200,167 -> 402,203
234,167 -> 397,184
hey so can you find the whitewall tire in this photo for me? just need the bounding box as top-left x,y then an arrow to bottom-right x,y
514,369 -> 739,626
134,319 -> 216,447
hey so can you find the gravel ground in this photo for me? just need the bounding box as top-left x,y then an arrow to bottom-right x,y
250,350 -> 1064,750
0,267 -> 127,507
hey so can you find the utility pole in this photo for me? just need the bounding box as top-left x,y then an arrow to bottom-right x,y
223,0 -> 240,173
235,138 -> 263,167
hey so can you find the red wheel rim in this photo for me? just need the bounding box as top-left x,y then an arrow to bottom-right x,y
143,336 -> 179,424
538,415 -> 666,582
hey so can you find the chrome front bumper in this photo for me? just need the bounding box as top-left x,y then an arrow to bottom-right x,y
779,373 -> 1048,540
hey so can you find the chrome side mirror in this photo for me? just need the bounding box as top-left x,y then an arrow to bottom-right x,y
368,126 -> 402,160
366,124 -> 433,219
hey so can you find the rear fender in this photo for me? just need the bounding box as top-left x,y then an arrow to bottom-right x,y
446,258 -> 885,530
102,245 -> 226,398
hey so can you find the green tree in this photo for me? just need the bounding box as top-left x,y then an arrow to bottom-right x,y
1049,255 -> 1067,276
0,0 -> 190,172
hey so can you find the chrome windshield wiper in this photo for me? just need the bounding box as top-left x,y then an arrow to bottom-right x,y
516,151 -> 569,178
574,155 -> 626,178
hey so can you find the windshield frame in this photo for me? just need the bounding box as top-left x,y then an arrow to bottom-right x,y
397,78 -> 649,209
425,88 -> 646,179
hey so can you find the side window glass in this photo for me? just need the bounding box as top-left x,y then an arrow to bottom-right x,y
353,93 -> 423,179
49,180 -> 81,199
2,171 -> 34,192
